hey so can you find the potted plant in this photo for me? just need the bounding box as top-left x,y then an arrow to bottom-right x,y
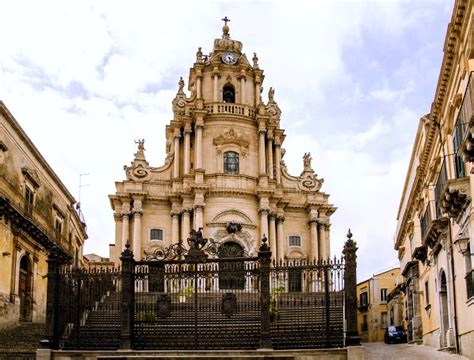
179,285 -> 195,303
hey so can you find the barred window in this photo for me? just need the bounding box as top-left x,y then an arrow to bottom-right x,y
381,288 -> 388,303
223,151 -> 239,174
289,235 -> 301,247
150,228 -> 163,241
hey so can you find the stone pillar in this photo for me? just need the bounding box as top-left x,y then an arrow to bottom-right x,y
196,76 -> 202,99
276,216 -> 285,261
258,236 -> 272,349
181,209 -> 191,242
274,139 -> 281,184
213,70 -> 219,102
259,130 -> 266,175
309,220 -> 319,261
121,209 -> 131,251
240,73 -> 246,104
183,125 -> 192,175
268,213 -> 277,260
319,221 -> 327,261
255,82 -> 261,107
259,209 -> 269,249
173,129 -> 181,178
120,244 -> 135,349
43,248 -> 62,349
113,212 -> 122,263
267,136 -> 274,180
132,207 -> 142,260
195,124 -> 203,170
171,211 -> 180,244
194,205 -> 204,230
343,230 -> 361,346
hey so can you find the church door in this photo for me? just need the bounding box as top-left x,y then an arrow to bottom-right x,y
288,268 -> 302,292
218,242 -> 245,290
19,255 -> 33,321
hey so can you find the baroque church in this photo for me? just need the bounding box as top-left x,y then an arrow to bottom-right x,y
109,20 -> 335,264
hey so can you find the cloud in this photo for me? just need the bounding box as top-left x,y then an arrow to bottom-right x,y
0,0 -> 454,282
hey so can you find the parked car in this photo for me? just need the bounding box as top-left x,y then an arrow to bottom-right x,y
384,326 -> 407,344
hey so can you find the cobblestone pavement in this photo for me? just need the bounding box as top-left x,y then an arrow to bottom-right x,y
363,342 -> 470,360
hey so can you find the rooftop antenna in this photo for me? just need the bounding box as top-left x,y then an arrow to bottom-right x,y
77,173 -> 90,209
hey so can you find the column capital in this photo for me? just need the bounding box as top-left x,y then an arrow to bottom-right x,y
132,208 -> 143,217
308,219 -> 318,226
121,211 -> 131,219
114,212 -> 123,222
194,204 -> 205,211
170,211 -> 180,218
258,127 -> 267,134
181,208 -> 193,216
276,216 -> 285,224
268,212 -> 277,220
258,208 -> 269,215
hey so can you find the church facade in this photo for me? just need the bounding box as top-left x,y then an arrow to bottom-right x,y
109,21 -> 335,265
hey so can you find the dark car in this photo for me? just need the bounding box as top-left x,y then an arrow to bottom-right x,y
384,326 -> 407,344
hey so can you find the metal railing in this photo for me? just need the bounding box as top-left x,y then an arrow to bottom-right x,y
420,204 -> 432,242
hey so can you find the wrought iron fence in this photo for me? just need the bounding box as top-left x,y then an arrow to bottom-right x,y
42,230 -> 360,351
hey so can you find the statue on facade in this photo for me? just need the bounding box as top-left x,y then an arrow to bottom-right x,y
196,47 -> 203,62
303,152 -> 312,171
268,87 -> 275,103
252,52 -> 259,69
134,139 -> 146,160
178,77 -> 185,94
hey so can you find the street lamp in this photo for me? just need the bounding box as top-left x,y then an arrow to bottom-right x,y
453,236 -> 470,255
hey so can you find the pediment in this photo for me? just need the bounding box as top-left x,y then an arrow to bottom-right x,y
211,209 -> 253,224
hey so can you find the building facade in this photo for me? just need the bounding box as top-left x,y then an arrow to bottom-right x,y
0,101 -> 87,328
394,0 -> 474,357
356,268 -> 401,342
109,22 -> 336,270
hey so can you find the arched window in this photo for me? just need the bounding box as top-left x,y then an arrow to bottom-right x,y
223,85 -> 235,103
223,151 -> 239,174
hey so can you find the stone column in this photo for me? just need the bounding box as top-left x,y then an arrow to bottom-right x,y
196,75 -> 202,99
259,129 -> 266,175
276,216 -> 285,261
121,209 -> 131,251
274,138 -> 281,184
268,213 -> 277,259
183,124 -> 192,175
213,70 -> 219,102
173,129 -> 181,178
195,124 -> 203,170
240,73 -> 246,104
194,205 -> 204,230
309,220 -> 319,261
132,207 -> 142,260
255,82 -> 261,107
267,136 -> 274,180
318,221 -> 327,261
259,209 -> 269,249
171,211 -> 180,244
181,209 -> 191,242
114,212 -> 123,263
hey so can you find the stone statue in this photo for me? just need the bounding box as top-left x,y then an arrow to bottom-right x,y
196,47 -> 203,62
135,139 -> 145,152
268,87 -> 275,102
252,52 -> 259,69
303,152 -> 312,171
178,77 -> 185,94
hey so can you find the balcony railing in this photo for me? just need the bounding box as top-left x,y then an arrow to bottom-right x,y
205,102 -> 256,119
420,201 -> 448,250
459,71 -> 474,161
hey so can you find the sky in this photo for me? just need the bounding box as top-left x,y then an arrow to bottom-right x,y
0,0 -> 454,281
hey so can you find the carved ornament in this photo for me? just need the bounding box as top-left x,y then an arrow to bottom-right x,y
21,167 -> 41,188
213,129 -> 249,149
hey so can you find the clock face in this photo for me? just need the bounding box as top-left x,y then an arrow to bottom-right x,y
221,52 -> 237,65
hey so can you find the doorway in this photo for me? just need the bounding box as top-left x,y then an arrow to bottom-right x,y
19,255 -> 33,322
218,242 -> 245,290
439,270 -> 449,347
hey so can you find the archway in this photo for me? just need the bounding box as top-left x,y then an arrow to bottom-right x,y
439,270 -> 449,347
218,242 -> 245,289
19,255 -> 33,321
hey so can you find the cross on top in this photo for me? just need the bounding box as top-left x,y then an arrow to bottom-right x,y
222,16 -> 230,25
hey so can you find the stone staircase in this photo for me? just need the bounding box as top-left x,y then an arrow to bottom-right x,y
0,322 -> 44,359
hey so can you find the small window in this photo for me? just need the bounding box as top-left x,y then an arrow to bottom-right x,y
381,288 -> 388,303
224,151 -> 239,174
223,85 -> 235,103
381,311 -> 388,328
362,315 -> 368,332
150,228 -> 163,241
54,218 -> 63,241
289,235 -> 301,247
360,292 -> 368,306
24,186 -> 34,216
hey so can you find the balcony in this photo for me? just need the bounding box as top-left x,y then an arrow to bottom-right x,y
205,102 -> 256,119
420,202 -> 448,250
459,72 -> 474,161
438,156 -> 471,221
412,245 -> 428,262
